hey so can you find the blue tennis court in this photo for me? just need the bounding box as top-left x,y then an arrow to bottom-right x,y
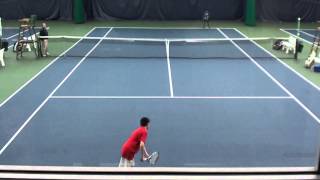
281,28 -> 318,44
3,28 -> 19,38
0,27 -> 320,170
2,28 -> 20,47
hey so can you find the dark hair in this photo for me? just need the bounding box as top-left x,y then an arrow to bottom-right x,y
140,117 -> 150,127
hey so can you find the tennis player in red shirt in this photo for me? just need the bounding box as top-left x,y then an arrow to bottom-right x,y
119,117 -> 150,167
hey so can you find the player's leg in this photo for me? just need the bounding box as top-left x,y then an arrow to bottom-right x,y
43,39 -> 49,56
118,157 -> 125,167
119,157 -> 131,167
40,39 -> 45,56
129,159 -> 135,167
119,157 -> 135,167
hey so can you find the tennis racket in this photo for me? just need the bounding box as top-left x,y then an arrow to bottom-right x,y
143,152 -> 159,165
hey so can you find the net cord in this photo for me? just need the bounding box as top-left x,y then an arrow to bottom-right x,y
37,35 -> 290,43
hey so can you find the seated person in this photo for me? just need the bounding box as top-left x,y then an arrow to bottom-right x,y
39,22 -> 49,56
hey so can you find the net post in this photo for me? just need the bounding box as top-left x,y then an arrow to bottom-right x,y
297,17 -> 301,37
0,17 -> 2,49
294,40 -> 298,60
0,17 -> 2,37
295,17 -> 301,60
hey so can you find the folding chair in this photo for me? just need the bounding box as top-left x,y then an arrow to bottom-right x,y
0,48 -> 5,67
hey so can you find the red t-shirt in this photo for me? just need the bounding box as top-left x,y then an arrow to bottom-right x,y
121,127 -> 148,160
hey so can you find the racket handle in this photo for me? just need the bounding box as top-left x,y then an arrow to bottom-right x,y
141,157 -> 148,162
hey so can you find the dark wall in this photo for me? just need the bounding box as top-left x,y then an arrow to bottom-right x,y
85,0 -> 244,20
0,0 -> 72,20
257,0 -> 320,22
0,0 -> 319,22
86,0 -> 320,22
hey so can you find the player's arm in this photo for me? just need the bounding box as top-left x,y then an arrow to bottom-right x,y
140,141 -> 149,160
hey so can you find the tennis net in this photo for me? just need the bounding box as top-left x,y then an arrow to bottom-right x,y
38,36 -> 303,60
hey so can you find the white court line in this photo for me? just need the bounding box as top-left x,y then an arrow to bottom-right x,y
284,29 -> 315,38
218,28 -> 320,124
0,28 -> 97,108
2,27 -> 17,30
0,173 -> 318,180
280,29 -> 312,45
8,32 -> 40,49
50,96 -> 292,99
285,29 -> 318,38
4,33 -> 19,40
95,26 -> 220,30
302,29 -> 318,30
166,40 -> 174,97
3,27 -> 42,30
247,28 -> 319,91
0,165 -> 315,172
300,30 -> 318,38
2,27 -> 31,39
0,165 -> 317,180
284,28 -> 316,31
4,28 -> 39,45
0,28 -> 113,156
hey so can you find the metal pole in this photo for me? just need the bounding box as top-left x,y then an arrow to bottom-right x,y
0,17 -> 2,49
297,17 -> 301,37
295,17 -> 301,60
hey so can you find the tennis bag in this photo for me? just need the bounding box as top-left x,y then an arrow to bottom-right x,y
272,39 -> 283,50
0,39 -> 8,51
